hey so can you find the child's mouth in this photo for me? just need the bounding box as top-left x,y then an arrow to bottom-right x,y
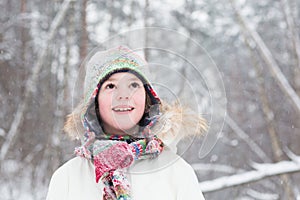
112,107 -> 134,112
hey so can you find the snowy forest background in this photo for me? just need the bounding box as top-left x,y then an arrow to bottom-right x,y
1,0 -> 300,199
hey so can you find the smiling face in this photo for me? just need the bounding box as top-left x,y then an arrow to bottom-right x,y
97,72 -> 146,135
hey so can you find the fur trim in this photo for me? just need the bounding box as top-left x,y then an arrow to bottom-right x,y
63,100 -> 86,140
63,100 -> 208,144
153,101 -> 208,147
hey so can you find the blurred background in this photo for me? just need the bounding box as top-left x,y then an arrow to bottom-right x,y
1,0 -> 300,199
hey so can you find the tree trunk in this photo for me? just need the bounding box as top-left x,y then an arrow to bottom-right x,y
80,0 -> 88,61
127,0 -> 134,28
280,0 -> 300,96
244,36 -> 295,199
143,0 -> 149,60
280,0 -> 300,70
108,0 -> 115,34
20,0 -> 27,63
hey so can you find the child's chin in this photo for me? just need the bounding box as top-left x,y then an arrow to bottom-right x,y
116,124 -> 139,134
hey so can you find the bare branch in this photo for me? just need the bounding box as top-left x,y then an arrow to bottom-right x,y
186,57 -> 269,161
225,115 -> 270,162
246,189 -> 279,200
230,0 -> 300,113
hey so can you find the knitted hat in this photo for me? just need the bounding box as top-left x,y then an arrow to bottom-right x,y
83,46 -> 161,137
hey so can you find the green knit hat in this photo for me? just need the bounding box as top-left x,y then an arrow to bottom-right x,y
84,46 -> 153,104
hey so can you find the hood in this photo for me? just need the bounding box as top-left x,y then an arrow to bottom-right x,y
64,46 -> 207,151
64,101 -> 207,152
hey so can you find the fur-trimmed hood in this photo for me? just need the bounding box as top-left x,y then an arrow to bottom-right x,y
64,100 -> 207,152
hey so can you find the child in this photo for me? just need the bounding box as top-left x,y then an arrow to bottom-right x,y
46,46 -> 207,200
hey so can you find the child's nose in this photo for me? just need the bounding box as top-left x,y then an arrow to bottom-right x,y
116,88 -> 130,100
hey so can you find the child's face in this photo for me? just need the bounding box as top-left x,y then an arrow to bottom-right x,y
97,72 -> 146,135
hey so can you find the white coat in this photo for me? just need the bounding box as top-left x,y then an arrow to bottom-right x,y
46,147 -> 205,200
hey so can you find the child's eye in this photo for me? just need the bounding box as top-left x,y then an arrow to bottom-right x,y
105,83 -> 115,89
130,82 -> 141,88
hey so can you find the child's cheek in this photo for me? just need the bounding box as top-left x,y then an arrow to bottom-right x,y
135,90 -> 146,104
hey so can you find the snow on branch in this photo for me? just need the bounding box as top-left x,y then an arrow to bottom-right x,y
284,147 -> 300,164
192,163 -> 244,174
199,160 -> 300,193
0,128 -> 5,137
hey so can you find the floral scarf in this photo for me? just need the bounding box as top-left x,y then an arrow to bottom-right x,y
75,118 -> 164,200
